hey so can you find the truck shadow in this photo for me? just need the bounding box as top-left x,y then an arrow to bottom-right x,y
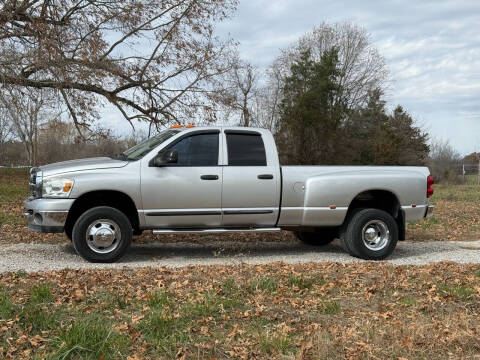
63,238 -> 447,264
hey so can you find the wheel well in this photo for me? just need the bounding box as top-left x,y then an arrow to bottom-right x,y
65,191 -> 140,236
346,190 -> 405,240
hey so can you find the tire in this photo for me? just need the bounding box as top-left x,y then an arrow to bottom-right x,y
295,228 -> 338,246
65,226 -> 73,241
342,208 -> 398,260
72,206 -> 132,263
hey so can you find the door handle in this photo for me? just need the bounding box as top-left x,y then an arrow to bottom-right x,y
200,175 -> 219,180
258,174 -> 274,180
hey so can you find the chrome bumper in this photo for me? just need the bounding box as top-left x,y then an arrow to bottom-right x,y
24,198 -> 75,233
425,205 -> 434,219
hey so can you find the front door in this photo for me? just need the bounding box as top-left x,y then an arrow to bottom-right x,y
141,130 -> 222,228
221,130 -> 280,227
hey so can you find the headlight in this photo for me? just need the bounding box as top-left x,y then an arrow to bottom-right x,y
42,177 -> 74,198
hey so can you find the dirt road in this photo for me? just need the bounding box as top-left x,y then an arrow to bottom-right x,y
1,238 -> 480,273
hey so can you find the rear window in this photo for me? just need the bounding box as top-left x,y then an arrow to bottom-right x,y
226,133 -> 267,166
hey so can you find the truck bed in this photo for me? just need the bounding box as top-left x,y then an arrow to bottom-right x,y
278,166 -> 431,226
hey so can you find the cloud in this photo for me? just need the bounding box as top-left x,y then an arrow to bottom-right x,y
216,0 -> 480,154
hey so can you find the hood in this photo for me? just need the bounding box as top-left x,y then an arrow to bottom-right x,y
40,157 -> 129,177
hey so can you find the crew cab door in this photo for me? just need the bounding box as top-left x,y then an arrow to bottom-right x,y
221,130 -> 280,227
141,130 -> 222,228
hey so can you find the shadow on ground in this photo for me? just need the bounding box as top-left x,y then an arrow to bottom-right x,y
62,238 -> 450,264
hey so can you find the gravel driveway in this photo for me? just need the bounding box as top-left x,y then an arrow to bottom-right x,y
1,238 -> 480,273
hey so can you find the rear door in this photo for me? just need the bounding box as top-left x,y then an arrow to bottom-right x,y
221,130 -> 280,227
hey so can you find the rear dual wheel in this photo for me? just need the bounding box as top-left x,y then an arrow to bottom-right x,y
342,208 -> 398,260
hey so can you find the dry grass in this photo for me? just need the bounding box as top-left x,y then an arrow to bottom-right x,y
406,184 -> 480,241
0,262 -> 480,359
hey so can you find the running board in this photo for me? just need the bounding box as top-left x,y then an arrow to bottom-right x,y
152,227 -> 281,234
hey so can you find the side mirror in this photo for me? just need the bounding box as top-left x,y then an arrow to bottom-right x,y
149,149 -> 178,167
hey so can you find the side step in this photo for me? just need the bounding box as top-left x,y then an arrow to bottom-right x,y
153,228 -> 281,234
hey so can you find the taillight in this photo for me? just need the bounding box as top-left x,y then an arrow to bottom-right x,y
427,176 -> 434,198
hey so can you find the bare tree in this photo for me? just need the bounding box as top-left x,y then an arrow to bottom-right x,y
252,65 -> 283,132
0,106 -> 13,163
214,57 -> 258,126
0,89 -> 56,165
428,138 -> 462,183
0,0 -> 238,132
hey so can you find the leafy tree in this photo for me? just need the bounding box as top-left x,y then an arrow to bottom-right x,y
346,90 -> 429,165
276,49 -> 346,164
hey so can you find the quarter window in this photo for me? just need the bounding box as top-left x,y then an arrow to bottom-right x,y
226,133 -> 267,166
168,133 -> 219,166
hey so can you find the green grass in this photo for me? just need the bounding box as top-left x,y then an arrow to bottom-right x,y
0,184 -> 28,202
17,283 -> 60,333
398,297 -> 416,307
85,288 -> 129,311
139,302 -> 191,355
0,287 -> 15,319
288,274 -> 325,290
258,332 -> 295,355
0,168 -> 29,226
51,315 -> 129,360
0,284 -> 60,334
221,277 -> 238,296
14,269 -> 28,278
0,283 -> 59,332
432,184 -> 480,203
0,167 -> 30,177
409,215 -> 441,230
148,289 -> 172,308
139,288 -> 245,356
250,276 -> 278,293
438,284 -> 474,298
463,175 -> 480,186
0,213 -> 24,225
475,271 -> 480,278
19,304 -> 61,333
30,283 -> 54,303
318,300 -> 341,314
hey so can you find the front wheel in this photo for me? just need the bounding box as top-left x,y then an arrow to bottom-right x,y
342,208 -> 398,260
72,206 -> 132,263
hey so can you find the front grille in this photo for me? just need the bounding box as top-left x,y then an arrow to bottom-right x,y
29,167 -> 41,198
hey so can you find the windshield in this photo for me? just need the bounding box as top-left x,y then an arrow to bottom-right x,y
121,130 -> 180,160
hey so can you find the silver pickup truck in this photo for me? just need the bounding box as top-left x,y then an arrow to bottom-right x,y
24,126 -> 434,262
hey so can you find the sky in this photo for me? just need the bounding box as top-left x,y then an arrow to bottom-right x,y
213,0 -> 480,155
103,0 -> 480,155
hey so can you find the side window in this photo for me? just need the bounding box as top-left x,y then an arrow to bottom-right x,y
226,133 -> 267,166
169,133 -> 219,166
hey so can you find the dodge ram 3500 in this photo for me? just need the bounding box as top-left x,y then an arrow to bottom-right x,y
24,126 -> 434,262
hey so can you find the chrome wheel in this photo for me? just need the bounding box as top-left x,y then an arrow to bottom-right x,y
86,219 -> 121,254
361,220 -> 390,251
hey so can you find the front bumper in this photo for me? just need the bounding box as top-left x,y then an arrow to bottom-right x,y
24,198 -> 75,233
425,205 -> 434,219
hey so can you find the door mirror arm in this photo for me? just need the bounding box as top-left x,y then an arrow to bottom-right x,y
149,149 -> 178,167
